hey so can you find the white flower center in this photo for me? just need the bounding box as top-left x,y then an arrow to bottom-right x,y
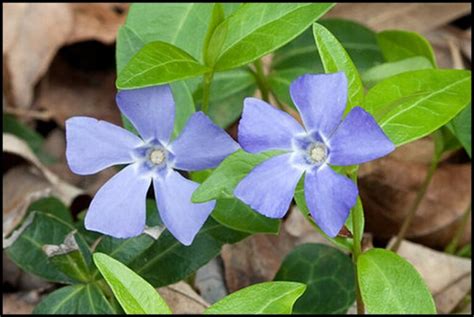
149,149 -> 166,165
309,142 -> 327,164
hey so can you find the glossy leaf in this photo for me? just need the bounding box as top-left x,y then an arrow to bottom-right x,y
365,69 -> 471,146
313,23 -> 364,109
6,199 -> 90,284
294,176 -> 353,252
129,218 -> 248,287
447,103 -> 471,157
116,41 -> 210,89
377,30 -> 437,67
205,281 -> 306,314
358,248 -> 436,314
203,3 -> 226,66
125,3 -> 215,62
210,3 -> 334,70
33,284 -> 116,314
93,253 -> 172,314
361,56 -> 433,88
212,198 -> 280,234
194,68 -> 257,128
192,149 -> 283,203
274,243 -> 355,314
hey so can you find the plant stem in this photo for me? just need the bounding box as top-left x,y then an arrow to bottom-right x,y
445,202 -> 471,254
391,146 -> 441,252
350,172 -> 365,315
201,71 -> 214,114
252,59 -> 270,103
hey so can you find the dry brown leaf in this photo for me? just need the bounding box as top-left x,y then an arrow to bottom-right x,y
3,166 -> 52,239
221,207 -> 330,293
157,281 -> 209,314
68,4 -> 129,45
3,133 -> 83,206
36,56 -> 122,127
3,3 -> 73,109
387,239 -> 471,314
2,291 -> 40,314
326,3 -> 471,34
359,143 -> 471,248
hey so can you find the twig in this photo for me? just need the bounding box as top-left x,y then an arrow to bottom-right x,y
4,105 -> 53,121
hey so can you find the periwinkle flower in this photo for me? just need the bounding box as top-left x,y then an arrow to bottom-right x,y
234,72 -> 395,237
66,85 -> 239,245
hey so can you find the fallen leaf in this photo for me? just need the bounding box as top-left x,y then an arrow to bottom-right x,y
359,146 -> 471,249
195,257 -> 228,304
387,238 -> 471,314
3,133 -> 83,204
221,207 -> 330,293
67,4 -> 129,45
3,3 -> 73,108
157,281 -> 209,314
2,291 -> 41,314
326,3 -> 471,34
36,55 -> 122,127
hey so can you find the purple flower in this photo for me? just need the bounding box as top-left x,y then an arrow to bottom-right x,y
66,85 -> 239,245
234,72 -> 395,237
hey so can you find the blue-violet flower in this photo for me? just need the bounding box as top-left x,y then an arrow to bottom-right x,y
234,72 -> 395,237
66,85 -> 240,245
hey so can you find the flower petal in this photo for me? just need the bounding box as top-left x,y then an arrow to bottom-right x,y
290,72 -> 347,138
170,112 -> 240,171
238,97 -> 305,153
154,171 -> 215,245
116,85 -> 175,143
304,165 -> 358,237
234,153 -> 304,218
85,164 -> 151,238
66,117 -> 143,175
328,106 -> 395,165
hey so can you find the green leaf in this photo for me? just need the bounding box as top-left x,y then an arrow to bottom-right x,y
93,253 -> 172,314
194,68 -> 257,128
358,248 -> 436,314
116,41 -> 210,89
129,218 -> 248,287
116,25 -> 145,74
203,3 -> 226,66
274,243 -> 355,314
447,103 -> 471,157
212,198 -> 280,234
294,176 -> 353,252
377,30 -> 437,67
365,69 -> 472,146
205,281 -> 306,314
192,149 -> 283,203
6,200 -> 89,284
3,114 -> 55,164
124,3 -> 215,63
318,19 -> 384,72
33,284 -> 116,314
313,22 -> 364,109
211,3 -> 334,71
361,56 -> 433,88
270,19 -> 382,107
43,231 -> 92,284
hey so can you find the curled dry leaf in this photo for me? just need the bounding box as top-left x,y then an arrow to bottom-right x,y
359,139 -> 471,249
3,3 -> 73,108
326,3 -> 471,34
388,239 -> 471,314
157,281 -> 209,314
3,133 -> 83,241
2,291 -> 41,314
221,207 -> 329,293
36,56 -> 122,127
67,4 -> 129,45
